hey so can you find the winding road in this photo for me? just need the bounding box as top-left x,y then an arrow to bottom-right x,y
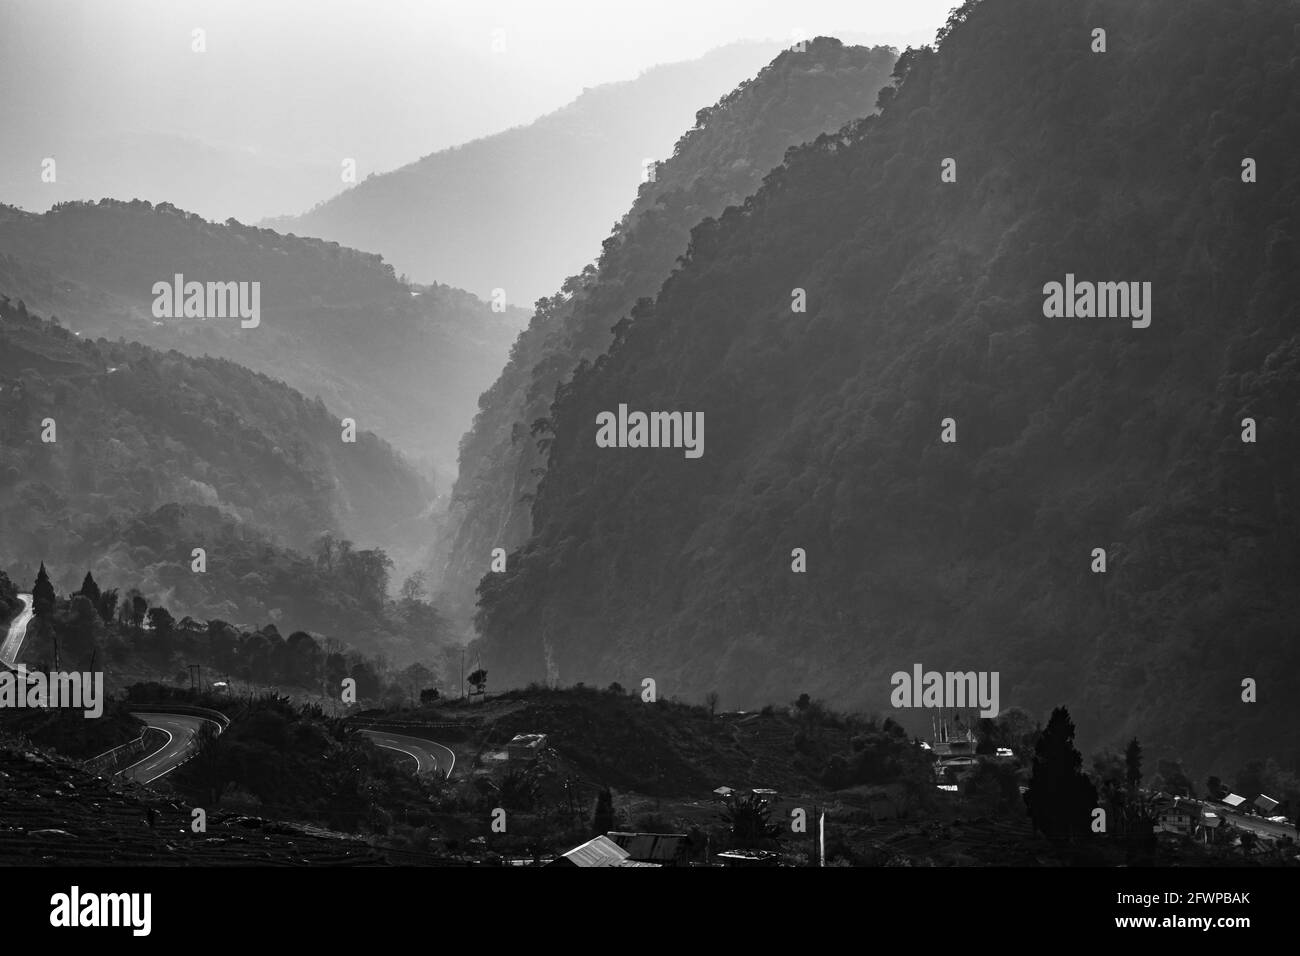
118,713 -> 223,785
3,595 -> 460,794
358,729 -> 456,779
3,594 -> 449,789
5,594 -> 223,786
0,593 -> 34,667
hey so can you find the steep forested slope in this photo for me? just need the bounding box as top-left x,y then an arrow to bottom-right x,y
0,298 -> 430,564
265,42 -> 786,303
438,40 -> 899,628
476,0 -> 1300,777
0,200 -> 525,479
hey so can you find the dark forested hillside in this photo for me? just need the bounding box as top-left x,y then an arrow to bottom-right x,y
0,298 -> 430,571
0,200 -> 525,479
264,42 -> 788,304
438,40 -> 899,630
475,0 -> 1300,778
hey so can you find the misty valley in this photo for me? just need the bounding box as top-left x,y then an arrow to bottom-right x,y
0,0 -> 1296,909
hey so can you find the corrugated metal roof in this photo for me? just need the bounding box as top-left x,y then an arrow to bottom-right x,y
559,835 -> 629,868
1222,793 -> 1247,807
1255,793 -> 1279,812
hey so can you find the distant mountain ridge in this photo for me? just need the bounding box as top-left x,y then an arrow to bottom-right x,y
0,199 -> 527,481
263,42 -> 789,304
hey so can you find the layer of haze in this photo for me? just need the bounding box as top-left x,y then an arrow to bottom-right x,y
0,0 -> 953,224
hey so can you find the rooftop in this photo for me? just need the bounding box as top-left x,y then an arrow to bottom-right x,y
551,835 -> 629,868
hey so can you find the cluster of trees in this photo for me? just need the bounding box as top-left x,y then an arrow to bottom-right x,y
441,39 -> 898,630
36,506 -> 454,664
19,564 -> 451,706
792,697 -> 1298,859
819,716 -> 934,791
958,704 -> 1300,848
173,694 -> 438,834
475,0 -> 1300,776
1029,706 -> 1300,855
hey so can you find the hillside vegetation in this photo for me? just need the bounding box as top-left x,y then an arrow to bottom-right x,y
438,39 -> 899,629
475,0 -> 1300,778
0,300 -> 453,651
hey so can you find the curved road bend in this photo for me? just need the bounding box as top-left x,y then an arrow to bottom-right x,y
0,594 -> 35,667
358,729 -> 456,780
119,713 -> 222,785
5,600 -> 221,787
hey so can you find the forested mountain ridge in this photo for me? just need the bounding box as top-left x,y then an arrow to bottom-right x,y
0,297 -> 431,569
264,42 -> 789,303
474,0 -> 1300,778
437,39 -> 899,630
0,199 -> 526,479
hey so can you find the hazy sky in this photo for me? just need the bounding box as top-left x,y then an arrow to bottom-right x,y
0,0 -> 956,218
